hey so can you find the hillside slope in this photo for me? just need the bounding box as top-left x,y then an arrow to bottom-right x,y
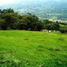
0,31 -> 67,67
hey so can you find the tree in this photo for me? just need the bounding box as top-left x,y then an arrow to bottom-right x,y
1,12 -> 19,29
1,8 -> 14,13
0,19 -> 5,29
17,13 -> 43,31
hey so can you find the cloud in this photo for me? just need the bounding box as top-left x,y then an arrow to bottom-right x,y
0,0 -> 19,5
0,0 -> 67,6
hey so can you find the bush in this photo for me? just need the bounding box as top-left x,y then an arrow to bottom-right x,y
59,24 -> 67,33
59,29 -> 67,33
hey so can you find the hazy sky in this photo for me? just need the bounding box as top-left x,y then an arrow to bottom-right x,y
0,0 -> 67,6
0,0 -> 19,5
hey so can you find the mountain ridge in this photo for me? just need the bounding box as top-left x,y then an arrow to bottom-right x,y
0,0 -> 67,21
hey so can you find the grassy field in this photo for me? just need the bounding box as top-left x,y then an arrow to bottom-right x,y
0,30 -> 67,67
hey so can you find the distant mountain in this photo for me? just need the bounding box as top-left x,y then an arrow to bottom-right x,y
0,0 -> 67,21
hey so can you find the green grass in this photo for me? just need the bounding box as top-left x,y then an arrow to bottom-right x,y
0,30 -> 67,67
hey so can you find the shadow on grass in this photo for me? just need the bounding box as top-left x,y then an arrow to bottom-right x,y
41,59 -> 67,67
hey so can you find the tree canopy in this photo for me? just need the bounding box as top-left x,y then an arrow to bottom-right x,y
0,8 -> 66,33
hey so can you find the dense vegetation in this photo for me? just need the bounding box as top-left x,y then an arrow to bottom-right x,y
0,8 -> 67,33
0,31 -> 67,67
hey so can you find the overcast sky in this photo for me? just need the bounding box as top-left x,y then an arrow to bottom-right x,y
0,0 -> 67,6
